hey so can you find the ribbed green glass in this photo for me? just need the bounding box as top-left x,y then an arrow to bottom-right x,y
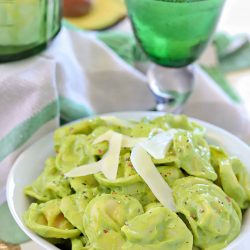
0,0 -> 62,63
126,0 -> 225,67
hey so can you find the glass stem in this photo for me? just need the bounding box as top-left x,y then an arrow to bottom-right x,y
147,63 -> 194,114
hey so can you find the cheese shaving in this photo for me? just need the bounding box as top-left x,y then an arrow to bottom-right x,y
140,129 -> 177,159
122,135 -> 146,148
93,130 -> 146,148
64,161 -> 101,178
93,130 -> 113,144
101,132 -> 122,180
130,145 -> 176,211
65,132 -> 122,180
101,115 -> 134,128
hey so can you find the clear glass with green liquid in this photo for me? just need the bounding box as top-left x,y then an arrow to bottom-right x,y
126,0 -> 225,67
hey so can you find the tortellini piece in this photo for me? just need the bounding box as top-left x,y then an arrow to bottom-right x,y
83,194 -> 144,250
110,182 -> 157,206
54,118 -> 106,152
24,199 -> 80,239
55,135 -> 101,173
95,151 -> 184,206
121,207 -> 193,250
209,145 -> 228,171
219,157 -> 250,209
60,193 -> 91,233
210,145 -> 250,209
126,118 -> 156,137
144,202 -> 163,212
173,177 -> 241,250
83,146 -> 139,189
94,150 -> 142,188
71,237 -> 93,250
158,165 -> 184,187
173,131 -> 217,181
69,175 -> 100,199
151,114 -> 205,135
24,158 -> 72,202
71,237 -> 86,250
109,165 -> 184,206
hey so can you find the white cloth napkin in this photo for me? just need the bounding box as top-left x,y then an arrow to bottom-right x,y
0,27 -> 249,203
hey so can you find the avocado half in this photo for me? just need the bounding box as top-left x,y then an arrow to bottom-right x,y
65,0 -> 127,30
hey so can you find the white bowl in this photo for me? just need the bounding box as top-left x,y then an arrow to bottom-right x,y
6,111 -> 250,250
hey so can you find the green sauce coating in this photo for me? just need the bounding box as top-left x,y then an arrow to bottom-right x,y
24,199 -> 80,239
60,193 -> 92,233
151,114 -> 205,135
210,145 -> 250,209
83,194 -> 144,250
54,118 -> 106,152
69,175 -> 100,199
173,131 -> 217,181
55,135 -> 95,173
173,177 -> 241,250
219,157 -> 250,209
71,236 -> 94,250
24,157 -> 72,202
121,207 -> 193,250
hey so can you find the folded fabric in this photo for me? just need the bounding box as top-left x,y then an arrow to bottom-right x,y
0,26 -> 250,246
214,33 -> 250,73
98,31 -> 250,103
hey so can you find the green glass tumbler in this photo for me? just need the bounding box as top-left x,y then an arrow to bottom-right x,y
0,0 -> 62,63
126,0 -> 225,67
125,0 -> 225,113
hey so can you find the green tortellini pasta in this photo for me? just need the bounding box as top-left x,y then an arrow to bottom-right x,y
71,237 -> 86,250
219,157 -> 250,209
54,118 -> 106,152
24,157 -> 72,202
94,149 -> 156,206
24,114 -> 250,250
71,237 -> 93,250
151,114 -> 205,135
121,207 -> 193,250
110,182 -> 157,206
125,118 -> 156,137
144,202 -> 163,212
56,135 -> 95,173
60,193 -> 92,233
83,194 -> 144,250
95,153 -> 184,206
69,175 -> 100,199
210,146 -> 250,209
173,131 -> 217,181
94,149 -> 142,188
173,177 -> 242,250
158,165 -> 184,187
152,146 -> 177,166
209,145 -> 228,171
24,199 -> 80,239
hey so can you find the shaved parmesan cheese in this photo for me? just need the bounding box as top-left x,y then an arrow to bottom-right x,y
93,130 -> 113,144
64,161 -> 101,178
148,128 -> 165,137
101,132 -> 122,180
101,116 -> 134,128
130,145 -> 176,211
140,129 -> 177,159
122,135 -> 146,148
65,131 -> 122,180
93,130 -> 146,148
